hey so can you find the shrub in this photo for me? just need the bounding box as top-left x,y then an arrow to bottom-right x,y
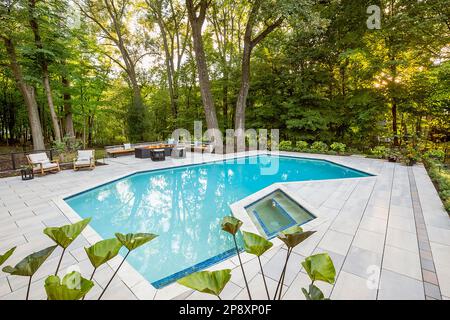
401,146 -> 420,166
52,140 -> 67,154
424,158 -> 450,213
295,141 -> 309,151
279,140 -> 293,151
371,146 -> 389,158
423,149 -> 446,162
330,142 -> 346,153
310,141 -> 328,153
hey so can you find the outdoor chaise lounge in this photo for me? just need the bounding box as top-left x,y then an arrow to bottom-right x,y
26,152 -> 60,175
73,150 -> 95,171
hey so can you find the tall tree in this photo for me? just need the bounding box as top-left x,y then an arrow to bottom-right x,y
186,0 -> 220,136
0,1 -> 45,150
146,0 -> 190,124
61,75 -> 75,138
209,0 -> 245,129
234,0 -> 283,144
77,0 -> 148,142
27,0 -> 62,142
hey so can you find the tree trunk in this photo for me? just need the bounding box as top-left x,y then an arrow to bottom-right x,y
42,69 -> 62,142
28,0 -> 61,142
223,70 -> 229,129
128,81 -> 145,142
234,1 -> 283,150
88,114 -> 94,147
156,15 -> 178,119
62,76 -> 75,138
2,37 -> 45,150
392,99 -> 399,146
186,0 -> 219,134
234,41 -> 251,149
119,39 -> 145,142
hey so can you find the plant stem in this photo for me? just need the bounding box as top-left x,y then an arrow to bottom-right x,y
277,248 -> 291,300
90,267 -> 97,280
81,267 -> 97,300
233,235 -> 252,300
217,295 -> 222,300
273,247 -> 291,300
26,276 -> 32,300
257,256 -> 270,300
55,247 -> 66,275
98,250 -> 130,300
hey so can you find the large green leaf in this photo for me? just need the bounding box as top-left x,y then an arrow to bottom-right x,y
301,253 -> 336,284
2,245 -> 57,276
302,283 -> 327,300
177,269 -> 231,296
44,218 -> 91,249
278,226 -> 316,248
242,231 -> 273,257
221,216 -> 242,235
0,247 -> 16,267
115,233 -> 158,251
45,271 -> 94,300
84,238 -> 122,268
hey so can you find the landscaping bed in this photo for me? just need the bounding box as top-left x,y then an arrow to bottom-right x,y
423,158 -> 450,214
0,160 -> 107,178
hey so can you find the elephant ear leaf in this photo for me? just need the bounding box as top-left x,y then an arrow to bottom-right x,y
0,247 -> 16,267
278,226 -> 315,248
2,245 -> 57,276
44,218 -> 91,248
242,231 -> 273,257
115,233 -> 158,251
306,284 -> 326,300
301,287 -> 311,300
301,253 -> 336,285
84,238 -> 122,268
177,269 -> 231,297
221,216 -> 242,235
45,271 -> 94,300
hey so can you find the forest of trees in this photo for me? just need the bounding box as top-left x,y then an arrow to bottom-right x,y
0,0 -> 449,151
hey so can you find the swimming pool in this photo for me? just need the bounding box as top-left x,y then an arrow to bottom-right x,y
65,155 -> 370,288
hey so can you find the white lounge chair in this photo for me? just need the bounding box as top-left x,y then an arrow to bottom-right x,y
73,150 -> 96,171
26,152 -> 60,175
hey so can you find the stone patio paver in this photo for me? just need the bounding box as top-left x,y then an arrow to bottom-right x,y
378,269 -> 424,300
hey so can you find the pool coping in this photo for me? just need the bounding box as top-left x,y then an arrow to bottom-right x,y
52,150 -> 377,300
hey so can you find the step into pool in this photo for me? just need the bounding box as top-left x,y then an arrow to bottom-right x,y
65,155 -> 370,288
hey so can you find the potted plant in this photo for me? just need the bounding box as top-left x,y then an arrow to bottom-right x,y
20,165 -> 34,180
387,148 -> 401,162
402,146 -> 420,166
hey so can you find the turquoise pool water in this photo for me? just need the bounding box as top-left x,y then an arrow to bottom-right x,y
65,155 -> 369,288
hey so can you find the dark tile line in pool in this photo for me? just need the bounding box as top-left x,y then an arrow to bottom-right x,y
151,247 -> 238,289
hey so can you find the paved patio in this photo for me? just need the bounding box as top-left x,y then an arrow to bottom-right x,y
0,151 -> 449,300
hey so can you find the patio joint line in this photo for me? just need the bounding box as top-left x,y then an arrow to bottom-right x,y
327,170 -> 378,299
407,166 -> 442,300
277,178 -> 362,299
376,162 -> 395,300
